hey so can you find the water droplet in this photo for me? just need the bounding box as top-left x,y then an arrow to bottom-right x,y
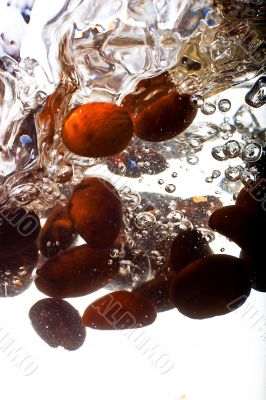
201,102 -> 216,115
242,143 -> 262,163
225,166 -> 241,182
224,140 -> 242,158
158,179 -> 164,185
171,172 -> 178,178
135,212 -> 156,229
212,145 -> 228,161
165,184 -> 176,193
218,99 -> 231,112
245,76 -> 266,108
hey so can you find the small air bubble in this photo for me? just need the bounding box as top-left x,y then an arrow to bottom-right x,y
201,102 -> 216,115
165,184 -> 176,193
218,99 -> 231,112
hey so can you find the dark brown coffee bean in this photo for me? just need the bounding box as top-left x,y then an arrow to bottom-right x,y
240,250 -> 265,292
170,229 -> 213,273
121,72 -> 174,115
29,298 -> 86,350
0,206 -> 40,257
40,205 -> 77,258
69,177 -> 122,249
169,254 -> 251,319
0,244 -> 38,297
209,205 -> 264,259
134,274 -> 175,312
134,92 -> 197,142
82,290 -> 157,329
35,245 -> 118,298
236,182 -> 266,218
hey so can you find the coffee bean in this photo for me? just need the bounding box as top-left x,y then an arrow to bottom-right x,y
82,290 -> 157,329
169,254 -> 251,319
69,177 -> 122,249
29,298 -> 86,350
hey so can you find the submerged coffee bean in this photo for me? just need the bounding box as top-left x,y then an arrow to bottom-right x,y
170,229 -> 213,273
134,92 -> 197,142
40,205 -> 77,258
29,298 -> 86,350
82,290 -> 157,329
0,206 -> 40,257
240,250 -> 265,292
134,274 -> 175,312
35,245 -> 118,298
62,102 -> 133,157
69,177 -> 122,249
209,205 -> 264,259
169,254 -> 251,319
236,183 -> 266,217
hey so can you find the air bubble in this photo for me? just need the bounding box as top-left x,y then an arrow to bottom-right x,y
205,177 -> 213,183
120,187 -> 141,211
218,99 -> 231,112
242,143 -> 262,163
201,102 -> 216,115
189,138 -> 202,150
224,140 -> 242,158
212,145 -> 228,161
190,94 -> 204,108
158,179 -> 164,185
135,212 -> 156,229
245,76 -> 266,108
186,155 -> 199,165
225,166 -> 241,182
240,169 -> 257,186
212,170 -> 221,178
165,184 -> 176,193
166,211 -> 183,223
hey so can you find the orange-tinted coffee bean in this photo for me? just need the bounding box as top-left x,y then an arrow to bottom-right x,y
209,205 -> 264,259
35,245 -> 118,298
169,254 -> 251,319
40,205 -> 77,258
170,229 -> 213,273
69,177 -> 122,249
134,91 -> 197,142
29,298 -> 86,350
134,274 -> 175,312
62,102 -> 133,157
0,244 -> 38,297
0,206 -> 40,257
82,290 -> 157,329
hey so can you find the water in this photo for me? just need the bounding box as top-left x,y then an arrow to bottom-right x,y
0,0 -> 265,285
